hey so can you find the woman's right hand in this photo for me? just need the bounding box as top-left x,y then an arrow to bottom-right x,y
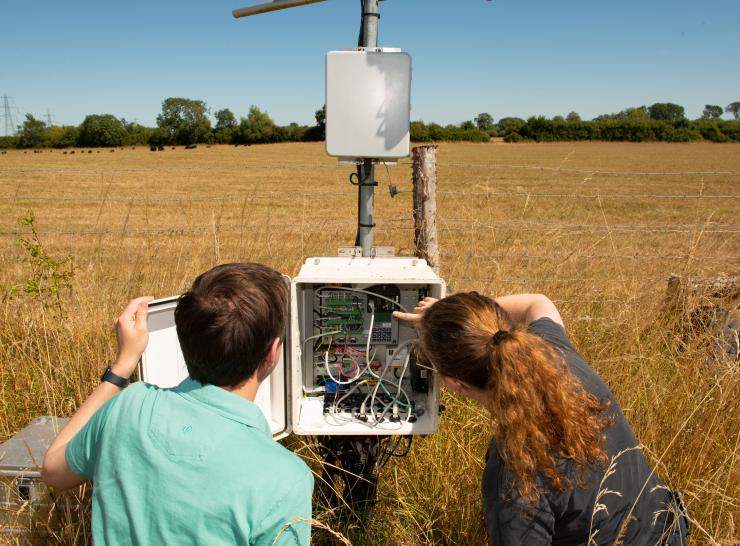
393,297 -> 438,323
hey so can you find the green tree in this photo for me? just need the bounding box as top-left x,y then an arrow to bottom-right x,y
215,109 -> 237,130
566,111 -> 582,122
409,121 -> 430,141
427,123 -> 447,140
121,120 -> 155,146
702,105 -> 723,119
621,106 -> 650,120
460,120 -> 476,131
237,106 -> 276,144
45,125 -> 79,148
0,135 -> 18,149
726,102 -> 740,120
474,112 -> 494,132
78,114 -> 128,147
156,97 -> 212,145
496,117 -> 526,137
282,122 -> 306,142
303,105 -> 326,142
595,106 -> 649,121
692,120 -> 729,142
213,109 -> 237,144
17,114 -> 48,148
315,105 -> 326,131
648,102 -> 685,122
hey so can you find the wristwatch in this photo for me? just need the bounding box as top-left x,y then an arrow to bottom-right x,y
100,366 -> 130,389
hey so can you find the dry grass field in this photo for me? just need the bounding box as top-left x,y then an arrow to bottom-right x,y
1,141 -> 739,544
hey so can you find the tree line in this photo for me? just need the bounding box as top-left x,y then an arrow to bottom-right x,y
0,98 -> 327,150
413,102 -> 740,143
1,99 -> 738,149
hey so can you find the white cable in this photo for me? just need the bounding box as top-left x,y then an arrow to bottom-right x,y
365,302 -> 374,377
370,340 -> 415,424
367,353 -> 393,420
376,383 -> 413,425
335,379 -> 368,408
324,381 -> 376,429
374,388 -> 414,431
312,288 -> 415,428
324,384 -> 412,430
303,329 -> 341,348
322,313 -> 375,385
376,340 -> 414,424
323,353 -> 414,429
368,340 -> 414,426
323,410 -> 375,429
302,385 -> 324,395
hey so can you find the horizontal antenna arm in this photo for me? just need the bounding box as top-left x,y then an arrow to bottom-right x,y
232,0 -> 327,18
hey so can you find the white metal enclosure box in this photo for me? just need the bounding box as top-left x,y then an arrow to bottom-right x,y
140,257 -> 445,438
290,256 -> 445,435
325,49 -> 411,160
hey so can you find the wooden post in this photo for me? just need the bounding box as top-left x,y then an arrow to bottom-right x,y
412,145 -> 440,275
665,273 -> 740,366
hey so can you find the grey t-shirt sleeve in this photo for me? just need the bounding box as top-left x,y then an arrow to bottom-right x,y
527,317 -> 575,353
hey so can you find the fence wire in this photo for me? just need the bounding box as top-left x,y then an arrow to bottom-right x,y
436,162 -> 740,176
3,223 -> 739,238
2,157 -> 738,306
3,162 -> 740,176
2,190 -> 739,204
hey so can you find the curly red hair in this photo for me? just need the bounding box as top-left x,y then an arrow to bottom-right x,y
418,292 -> 609,500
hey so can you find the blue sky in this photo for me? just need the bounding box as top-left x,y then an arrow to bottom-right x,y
2,0 -> 739,132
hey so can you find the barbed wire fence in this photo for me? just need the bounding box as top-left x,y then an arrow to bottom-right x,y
1,147 -> 739,308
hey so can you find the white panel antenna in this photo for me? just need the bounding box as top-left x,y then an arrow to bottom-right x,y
325,49 -> 411,160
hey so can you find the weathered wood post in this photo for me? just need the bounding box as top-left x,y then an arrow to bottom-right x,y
665,273 -> 740,367
412,145 -> 440,275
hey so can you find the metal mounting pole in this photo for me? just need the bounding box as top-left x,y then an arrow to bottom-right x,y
357,0 -> 380,257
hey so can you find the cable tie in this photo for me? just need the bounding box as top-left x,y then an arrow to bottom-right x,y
358,222 -> 376,228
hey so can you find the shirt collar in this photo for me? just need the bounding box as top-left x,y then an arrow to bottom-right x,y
173,377 -> 272,436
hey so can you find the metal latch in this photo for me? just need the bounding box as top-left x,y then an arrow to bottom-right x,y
16,477 -> 35,501
337,246 -> 396,257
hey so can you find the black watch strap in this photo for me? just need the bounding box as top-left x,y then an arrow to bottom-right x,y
100,366 -> 129,389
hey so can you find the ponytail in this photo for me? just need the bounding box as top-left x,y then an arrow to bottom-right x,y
486,329 -> 609,499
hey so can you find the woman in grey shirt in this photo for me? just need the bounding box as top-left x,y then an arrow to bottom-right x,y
394,292 -> 688,545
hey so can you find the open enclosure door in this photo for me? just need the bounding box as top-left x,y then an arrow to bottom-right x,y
140,294 -> 291,440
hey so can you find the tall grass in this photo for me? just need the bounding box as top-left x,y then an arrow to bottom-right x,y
1,142 -> 738,544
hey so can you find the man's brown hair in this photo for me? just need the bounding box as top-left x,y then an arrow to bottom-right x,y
174,263 -> 288,387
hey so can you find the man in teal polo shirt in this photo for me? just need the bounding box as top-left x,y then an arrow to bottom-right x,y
42,263 -> 313,545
